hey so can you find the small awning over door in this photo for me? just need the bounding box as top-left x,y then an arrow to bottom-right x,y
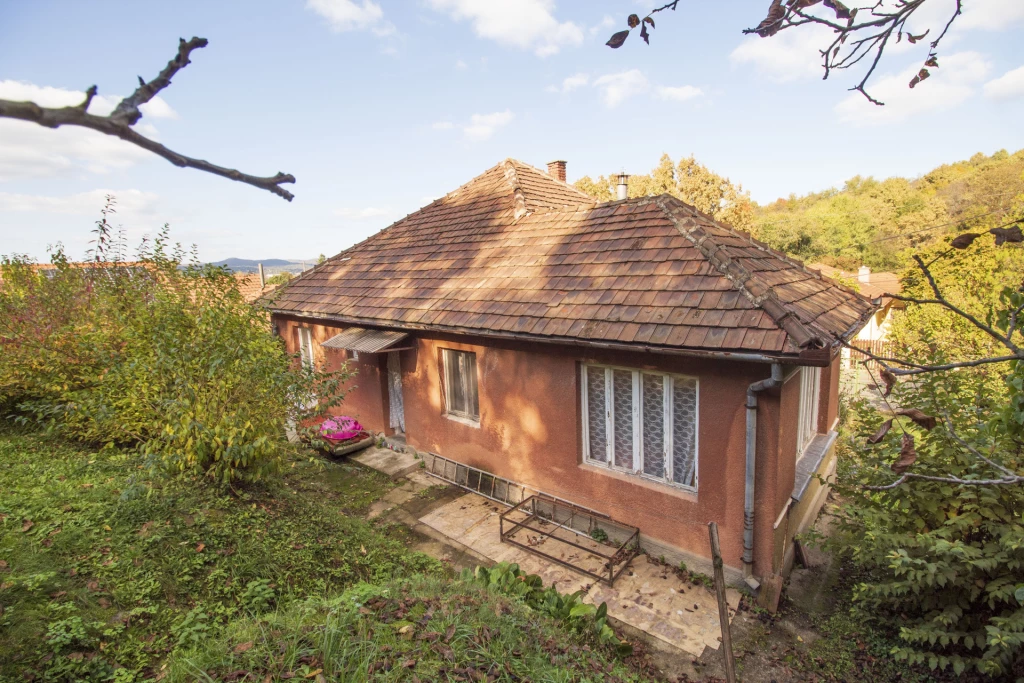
321,327 -> 410,353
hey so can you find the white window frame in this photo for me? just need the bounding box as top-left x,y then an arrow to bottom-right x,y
298,327 -> 315,370
796,366 -> 821,456
580,363 -> 699,492
442,348 -> 480,423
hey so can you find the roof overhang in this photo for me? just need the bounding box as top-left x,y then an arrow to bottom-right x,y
272,309 -> 839,367
321,327 -> 411,353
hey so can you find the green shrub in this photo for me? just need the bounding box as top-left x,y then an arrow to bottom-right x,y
0,206 -> 350,483
462,562 -> 632,655
835,351 -> 1024,676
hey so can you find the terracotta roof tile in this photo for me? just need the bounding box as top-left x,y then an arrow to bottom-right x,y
271,159 -> 876,358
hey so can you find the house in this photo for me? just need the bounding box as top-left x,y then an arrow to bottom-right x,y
808,263 -> 903,367
269,159 -> 876,584
233,271 -> 278,303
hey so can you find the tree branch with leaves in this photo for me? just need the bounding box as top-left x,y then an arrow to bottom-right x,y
837,222 -> 1024,490
0,37 -> 296,201
608,0 -> 966,105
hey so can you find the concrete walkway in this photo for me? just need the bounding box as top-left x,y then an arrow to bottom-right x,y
420,492 -> 740,657
347,444 -> 740,659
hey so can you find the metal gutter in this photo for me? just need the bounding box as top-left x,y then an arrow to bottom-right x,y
743,363 -> 784,588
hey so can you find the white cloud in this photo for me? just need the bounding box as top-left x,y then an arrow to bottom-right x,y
426,0 -> 583,57
656,85 -> 703,102
730,24 -> 833,82
0,81 -> 182,181
835,51 -> 992,126
547,72 -> 589,94
305,0 -> 395,35
333,206 -> 394,219
463,110 -> 515,141
984,64 -> 1024,100
593,69 -> 649,107
0,189 -> 159,216
0,80 -> 177,119
455,59 -> 468,70
589,15 -> 615,37
955,0 -> 1024,30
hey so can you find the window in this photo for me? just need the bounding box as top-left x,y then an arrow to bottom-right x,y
298,327 -> 314,370
442,349 -> 479,422
796,366 -> 821,456
582,364 -> 698,491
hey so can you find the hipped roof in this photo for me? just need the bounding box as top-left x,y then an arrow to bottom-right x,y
271,159 -> 876,362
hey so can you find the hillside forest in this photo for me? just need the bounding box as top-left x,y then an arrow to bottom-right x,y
575,148 -> 1024,272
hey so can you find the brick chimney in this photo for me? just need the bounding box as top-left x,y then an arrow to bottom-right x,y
547,160 -> 567,183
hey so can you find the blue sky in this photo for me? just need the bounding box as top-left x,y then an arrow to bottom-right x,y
2,0 -> 1022,262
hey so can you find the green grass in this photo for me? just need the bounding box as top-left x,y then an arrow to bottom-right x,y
165,576 -> 646,682
0,428 -> 647,682
0,427 -> 436,681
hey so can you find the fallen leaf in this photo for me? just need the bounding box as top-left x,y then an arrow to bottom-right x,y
87,580 -> 99,591
402,659 -> 417,668
606,30 -> 629,48
892,433 -> 917,474
895,408 -> 937,430
98,597 -> 111,608
196,543 -> 205,553
233,641 -> 254,653
879,369 -> 897,397
360,545 -> 367,556
867,419 -> 893,444
990,225 -> 1024,246
21,519 -> 33,533
303,670 -> 322,679
0,560 -> 8,571
950,232 -> 981,249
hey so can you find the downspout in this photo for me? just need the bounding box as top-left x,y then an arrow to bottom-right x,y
743,363 -> 784,588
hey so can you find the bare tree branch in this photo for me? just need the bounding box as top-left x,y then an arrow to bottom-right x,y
0,37 -> 296,201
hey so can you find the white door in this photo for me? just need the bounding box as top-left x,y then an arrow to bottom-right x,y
387,351 -> 405,432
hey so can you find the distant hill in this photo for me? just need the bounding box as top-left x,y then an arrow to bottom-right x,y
209,258 -> 315,274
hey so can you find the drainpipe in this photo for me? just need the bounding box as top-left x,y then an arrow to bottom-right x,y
743,363 -> 783,588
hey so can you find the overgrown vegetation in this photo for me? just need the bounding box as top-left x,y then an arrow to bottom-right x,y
0,203 -> 349,483
754,148 -> 1024,270
0,426 -> 434,680
166,575 -> 644,683
830,239 -> 1024,677
577,148 -> 1024,273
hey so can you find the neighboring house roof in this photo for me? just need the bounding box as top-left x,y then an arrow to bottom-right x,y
271,159 -> 876,362
807,264 -> 903,304
234,272 -> 278,303
0,261 -> 150,286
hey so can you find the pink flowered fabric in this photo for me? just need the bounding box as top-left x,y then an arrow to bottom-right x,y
319,417 -> 365,442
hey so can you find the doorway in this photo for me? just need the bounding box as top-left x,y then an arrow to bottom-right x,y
387,351 -> 405,433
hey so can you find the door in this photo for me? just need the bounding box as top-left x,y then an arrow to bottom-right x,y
387,351 -> 405,433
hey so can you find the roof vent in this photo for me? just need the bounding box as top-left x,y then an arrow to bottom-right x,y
616,171 -> 630,201
858,265 -> 871,283
547,160 -> 567,182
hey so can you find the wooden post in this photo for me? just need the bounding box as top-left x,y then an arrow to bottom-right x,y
708,522 -> 738,683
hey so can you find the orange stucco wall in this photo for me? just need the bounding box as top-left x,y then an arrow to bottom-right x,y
399,331 -> 776,573
274,315 -> 392,433
271,314 -> 840,576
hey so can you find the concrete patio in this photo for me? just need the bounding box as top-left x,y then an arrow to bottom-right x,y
349,443 -> 742,657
